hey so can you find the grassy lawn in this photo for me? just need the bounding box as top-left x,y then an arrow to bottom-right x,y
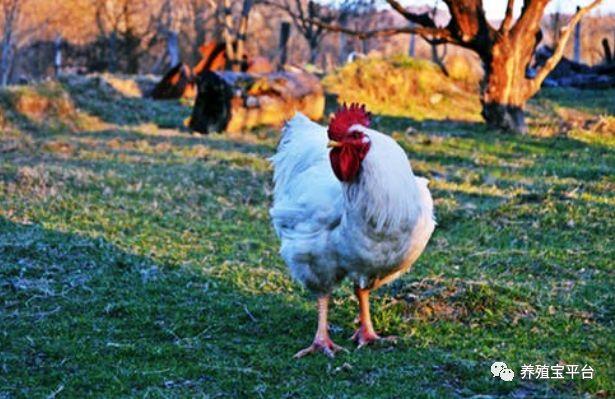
0,79 -> 613,398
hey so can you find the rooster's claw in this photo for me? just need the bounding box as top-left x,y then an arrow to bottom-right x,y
293,338 -> 346,359
351,327 -> 397,349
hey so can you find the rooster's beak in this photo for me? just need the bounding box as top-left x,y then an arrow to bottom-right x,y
327,140 -> 342,148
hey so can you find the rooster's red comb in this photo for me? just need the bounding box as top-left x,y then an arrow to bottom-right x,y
328,103 -> 371,140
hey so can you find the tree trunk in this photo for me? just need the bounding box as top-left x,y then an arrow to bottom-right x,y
480,39 -> 534,134
108,32 -> 118,72
308,39 -> 319,65
192,2 -> 207,64
481,102 -> 527,134
475,5 -> 550,136
0,0 -> 19,86
234,0 -> 253,72
124,31 -> 141,74
222,0 -> 235,69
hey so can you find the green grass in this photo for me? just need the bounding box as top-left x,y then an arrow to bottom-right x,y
0,81 -> 613,398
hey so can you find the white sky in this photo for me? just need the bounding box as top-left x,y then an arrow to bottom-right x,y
398,0 -> 615,19
323,1 -> 615,18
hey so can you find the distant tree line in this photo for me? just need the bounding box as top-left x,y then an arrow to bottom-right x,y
1,0 -> 613,123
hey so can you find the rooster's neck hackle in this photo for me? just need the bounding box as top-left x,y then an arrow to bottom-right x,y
341,125 -> 421,233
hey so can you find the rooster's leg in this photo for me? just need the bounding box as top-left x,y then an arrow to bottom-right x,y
294,295 -> 344,359
352,286 -> 396,348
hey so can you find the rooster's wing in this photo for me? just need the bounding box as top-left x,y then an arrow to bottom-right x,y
270,113 -> 342,241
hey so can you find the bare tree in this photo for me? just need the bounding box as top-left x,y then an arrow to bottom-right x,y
342,0 -> 377,55
189,0 -> 218,62
160,0 -> 181,67
93,0 -> 157,73
427,0 -> 448,75
219,0 -> 254,71
234,0 -> 253,69
265,0 -> 337,65
291,0 -> 605,133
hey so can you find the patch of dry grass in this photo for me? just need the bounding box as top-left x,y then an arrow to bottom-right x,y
390,277 -> 537,325
0,82 -> 76,126
323,55 -> 482,121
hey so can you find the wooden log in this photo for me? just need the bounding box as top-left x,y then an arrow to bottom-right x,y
188,68 -> 325,134
193,42 -> 227,75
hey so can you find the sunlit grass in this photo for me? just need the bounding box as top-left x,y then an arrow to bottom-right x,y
323,55 -> 483,122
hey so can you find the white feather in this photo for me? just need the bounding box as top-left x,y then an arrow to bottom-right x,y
270,114 -> 435,294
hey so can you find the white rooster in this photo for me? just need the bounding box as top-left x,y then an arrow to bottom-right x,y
270,104 -> 435,358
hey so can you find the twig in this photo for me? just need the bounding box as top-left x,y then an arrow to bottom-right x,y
46,384 -> 64,399
241,303 -> 257,322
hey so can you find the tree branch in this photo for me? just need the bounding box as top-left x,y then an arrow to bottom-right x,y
384,0 -> 437,27
500,0 -> 515,32
262,0 -> 332,41
308,18 -> 452,42
531,0 -> 604,90
511,0 -> 549,38
274,5 -> 455,43
441,0 -> 497,49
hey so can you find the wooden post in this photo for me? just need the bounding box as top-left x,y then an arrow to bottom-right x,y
167,31 -> 180,67
54,35 -> 62,77
602,38 -> 613,63
408,22 -> 416,57
278,21 -> 291,69
338,13 -> 348,64
573,6 -> 581,63
109,32 -> 118,72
